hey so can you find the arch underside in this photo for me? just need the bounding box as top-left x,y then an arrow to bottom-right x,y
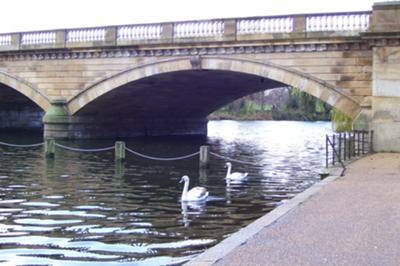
66,57 -> 362,138
0,83 -> 45,130
69,70 -> 284,137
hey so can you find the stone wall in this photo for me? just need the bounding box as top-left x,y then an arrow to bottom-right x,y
44,116 -> 207,139
371,46 -> 400,152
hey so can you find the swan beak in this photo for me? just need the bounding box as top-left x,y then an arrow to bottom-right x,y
179,178 -> 184,183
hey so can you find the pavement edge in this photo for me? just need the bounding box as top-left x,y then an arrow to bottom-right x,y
185,172 -> 343,266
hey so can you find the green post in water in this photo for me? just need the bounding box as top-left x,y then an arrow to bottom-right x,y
199,145 -> 210,168
115,141 -> 126,161
45,138 -> 55,158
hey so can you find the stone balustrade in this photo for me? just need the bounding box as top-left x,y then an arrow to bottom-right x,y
174,20 -> 224,38
306,12 -> 370,31
237,16 -> 293,34
118,24 -> 163,40
67,28 -> 106,42
0,11 -> 371,51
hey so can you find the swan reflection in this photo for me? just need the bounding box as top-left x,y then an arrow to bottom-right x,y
181,201 -> 206,227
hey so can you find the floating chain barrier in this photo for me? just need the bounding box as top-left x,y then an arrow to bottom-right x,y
0,141 -> 44,148
125,146 -> 200,161
210,151 -> 260,166
55,142 -> 115,153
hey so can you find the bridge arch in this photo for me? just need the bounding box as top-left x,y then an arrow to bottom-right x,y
67,56 -> 361,118
0,71 -> 51,111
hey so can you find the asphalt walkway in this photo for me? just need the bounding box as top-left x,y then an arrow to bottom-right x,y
187,153 -> 400,266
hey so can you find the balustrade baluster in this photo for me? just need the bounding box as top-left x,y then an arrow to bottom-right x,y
147,26 -> 152,39
256,19 -> 260,33
354,15 -> 360,30
344,15 -> 350,30
191,23 -> 196,36
190,23 -> 195,36
284,17 -> 289,32
217,21 -> 222,35
159,25 -> 163,37
214,22 -> 218,35
201,23 -> 207,36
131,27 -> 137,39
128,27 -> 133,39
196,23 -> 200,36
239,20 -> 246,33
184,23 -> 189,37
282,18 -> 287,32
207,22 -> 212,36
276,18 -> 281,32
129,27 -> 135,39
327,16 -> 332,30
307,16 -> 313,31
270,19 -> 275,32
142,26 -> 147,39
183,24 -> 188,37
97,29 -> 102,41
243,20 -> 248,33
363,14 -> 369,29
266,19 -> 271,32
118,27 -> 123,39
351,15 -> 356,30
332,16 -> 337,30
262,19 -> 267,32
203,22 -> 208,36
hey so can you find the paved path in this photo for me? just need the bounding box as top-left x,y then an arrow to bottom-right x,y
187,153 -> 400,266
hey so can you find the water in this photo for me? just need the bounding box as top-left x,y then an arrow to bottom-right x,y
0,121 -> 332,265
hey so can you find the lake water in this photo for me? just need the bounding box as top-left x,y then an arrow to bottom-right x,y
0,120 -> 332,265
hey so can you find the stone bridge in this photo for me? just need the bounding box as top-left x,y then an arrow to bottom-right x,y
0,1 -> 399,151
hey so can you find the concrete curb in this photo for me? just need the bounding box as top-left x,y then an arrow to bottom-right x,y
185,173 -> 343,266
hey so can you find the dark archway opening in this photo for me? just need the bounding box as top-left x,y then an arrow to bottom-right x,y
0,83 -> 44,133
72,70 -> 284,138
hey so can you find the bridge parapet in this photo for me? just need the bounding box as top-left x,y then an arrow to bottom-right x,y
0,11 -> 371,51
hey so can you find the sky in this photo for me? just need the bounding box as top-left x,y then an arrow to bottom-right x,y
0,0 -> 384,34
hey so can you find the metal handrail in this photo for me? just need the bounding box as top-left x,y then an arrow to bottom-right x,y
325,130 -> 373,176
326,136 -> 346,176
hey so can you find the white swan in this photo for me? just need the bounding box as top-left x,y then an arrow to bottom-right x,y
225,162 -> 248,181
180,175 -> 209,202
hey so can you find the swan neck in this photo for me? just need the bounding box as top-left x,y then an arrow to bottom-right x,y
181,179 -> 189,200
226,165 -> 232,178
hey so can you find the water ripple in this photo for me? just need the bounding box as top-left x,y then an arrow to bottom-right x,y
0,121 -> 332,265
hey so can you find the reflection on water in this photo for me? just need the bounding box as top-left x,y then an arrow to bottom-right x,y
0,121 -> 332,265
